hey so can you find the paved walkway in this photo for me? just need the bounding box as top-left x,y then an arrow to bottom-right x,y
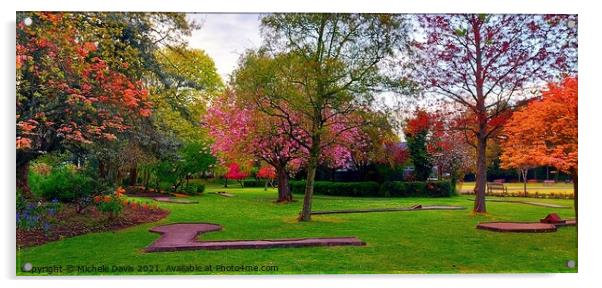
145,223 -> 365,252
477,219 -> 576,233
466,198 -> 570,208
311,205 -> 465,215
477,222 -> 558,233
153,197 -> 198,204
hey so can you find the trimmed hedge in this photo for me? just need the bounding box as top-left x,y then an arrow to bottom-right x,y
379,181 -> 453,197
290,180 -> 454,198
241,179 -> 263,187
291,181 -> 380,197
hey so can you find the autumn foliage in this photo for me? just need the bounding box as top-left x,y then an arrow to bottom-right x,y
501,77 -> 578,175
224,163 -> 248,181
500,77 -> 578,214
257,166 -> 277,180
16,13 -> 157,197
16,12 -> 152,151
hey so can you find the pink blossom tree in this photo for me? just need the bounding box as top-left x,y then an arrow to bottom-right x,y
206,90 -> 305,202
205,90 -> 367,202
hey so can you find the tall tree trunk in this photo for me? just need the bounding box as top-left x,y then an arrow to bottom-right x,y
299,139 -> 320,221
99,160 -> 107,179
472,20 -> 487,214
276,168 -> 292,203
143,168 -> 150,192
473,133 -> 487,213
16,159 -> 33,199
522,168 -> 528,197
572,170 -> 578,220
128,164 -> 138,186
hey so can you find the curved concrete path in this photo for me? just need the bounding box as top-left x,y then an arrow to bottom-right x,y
477,222 -> 558,233
153,197 -> 198,204
145,223 -> 365,252
477,219 -> 576,233
311,205 -> 465,215
466,198 -> 570,208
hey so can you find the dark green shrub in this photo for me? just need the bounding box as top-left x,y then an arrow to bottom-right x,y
290,181 -> 380,197
34,167 -> 100,202
180,183 -> 206,195
291,180 -> 454,198
241,179 -> 262,187
182,185 -> 196,195
380,181 -> 453,197
195,184 -> 205,194
158,181 -> 174,192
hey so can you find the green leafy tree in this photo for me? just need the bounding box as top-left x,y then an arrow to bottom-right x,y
405,129 -> 432,181
237,14 -> 409,221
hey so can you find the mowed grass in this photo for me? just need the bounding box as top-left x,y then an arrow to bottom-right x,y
17,184 -> 577,275
459,181 -> 574,195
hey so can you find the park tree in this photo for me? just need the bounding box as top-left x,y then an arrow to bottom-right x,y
403,110 -> 444,180
238,14 -> 408,221
383,141 -> 410,168
343,112 -> 398,180
257,166 -> 277,191
207,88 -> 373,202
152,47 -> 224,127
206,90 -> 306,202
498,121 -> 538,196
435,128 -> 475,191
131,47 -> 223,188
16,12 -> 155,197
500,77 -> 578,216
223,163 -> 249,188
16,12 -> 197,197
411,14 -> 577,213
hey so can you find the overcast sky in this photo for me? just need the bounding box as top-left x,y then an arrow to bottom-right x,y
186,13 -> 262,81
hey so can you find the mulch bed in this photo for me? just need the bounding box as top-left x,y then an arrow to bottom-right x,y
145,223 -> 365,252
17,204 -> 169,248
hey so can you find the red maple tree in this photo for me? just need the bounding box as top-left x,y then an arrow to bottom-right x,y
223,163 -> 249,188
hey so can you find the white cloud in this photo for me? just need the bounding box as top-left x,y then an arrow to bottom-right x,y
186,13 -> 262,82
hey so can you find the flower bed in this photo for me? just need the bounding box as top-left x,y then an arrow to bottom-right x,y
17,202 -> 169,248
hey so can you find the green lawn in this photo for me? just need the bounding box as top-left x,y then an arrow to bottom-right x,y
17,184 -> 577,275
459,181 -> 574,195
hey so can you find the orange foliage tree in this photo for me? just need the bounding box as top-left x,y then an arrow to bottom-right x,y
500,77 -> 578,215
